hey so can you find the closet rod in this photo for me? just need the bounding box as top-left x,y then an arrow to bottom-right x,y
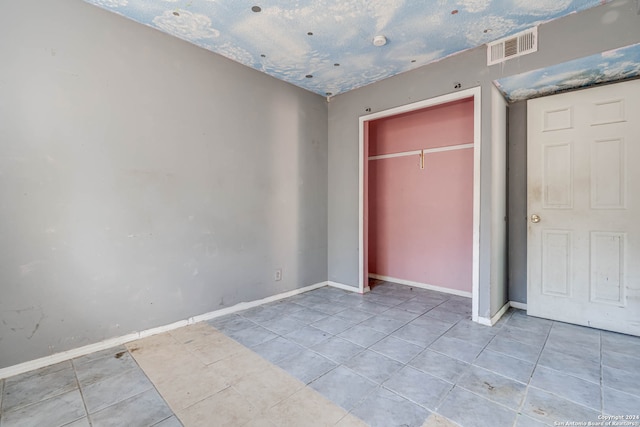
368,150 -> 421,161
368,142 -> 473,161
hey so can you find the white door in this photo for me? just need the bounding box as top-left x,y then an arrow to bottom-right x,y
527,79 -> 640,336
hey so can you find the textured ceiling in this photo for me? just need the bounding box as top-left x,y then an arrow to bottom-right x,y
495,43 -> 640,102
84,0 -> 608,96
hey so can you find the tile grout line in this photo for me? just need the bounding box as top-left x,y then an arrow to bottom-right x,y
174,383 -> 234,417
513,316 -> 553,422
436,316 -> 525,425
480,334 -> 542,365
518,321 -> 555,406
77,350 -> 159,417
378,365 -> 457,416
226,382 -> 266,418
343,381 -> 382,421
450,384 -> 529,419
144,334 -> 232,418
511,320 -> 612,421
600,330 -> 604,416
429,380 -> 458,421
70,359 -> 93,427
126,347 -> 185,427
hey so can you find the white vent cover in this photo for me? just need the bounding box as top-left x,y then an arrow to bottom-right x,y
487,27 -> 538,66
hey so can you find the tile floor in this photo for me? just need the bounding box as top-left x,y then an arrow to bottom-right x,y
0,345 -> 179,427
1,280 -> 639,427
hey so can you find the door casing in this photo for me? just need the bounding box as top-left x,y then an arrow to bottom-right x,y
358,87 -> 482,323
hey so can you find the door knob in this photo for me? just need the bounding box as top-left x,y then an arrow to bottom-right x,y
531,214 -> 541,223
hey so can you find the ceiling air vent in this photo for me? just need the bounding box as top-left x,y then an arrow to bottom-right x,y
487,27 -> 538,66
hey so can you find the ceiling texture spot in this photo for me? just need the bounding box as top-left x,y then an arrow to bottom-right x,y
83,0 -> 609,96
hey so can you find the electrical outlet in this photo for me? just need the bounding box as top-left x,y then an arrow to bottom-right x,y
274,269 -> 282,281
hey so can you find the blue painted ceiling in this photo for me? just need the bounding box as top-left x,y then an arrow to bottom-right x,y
84,0 -> 608,96
495,43 -> 640,103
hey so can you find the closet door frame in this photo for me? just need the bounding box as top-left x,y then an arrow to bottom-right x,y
358,87 -> 482,322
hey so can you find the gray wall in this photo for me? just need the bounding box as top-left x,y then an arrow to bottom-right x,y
1,0 -> 639,369
327,0 -> 640,317
507,101 -> 528,304
0,0 -> 328,368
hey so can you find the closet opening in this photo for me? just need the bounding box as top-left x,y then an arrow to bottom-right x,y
358,88 -> 481,322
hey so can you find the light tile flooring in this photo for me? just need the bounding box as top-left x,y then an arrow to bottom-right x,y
1,280 -> 639,426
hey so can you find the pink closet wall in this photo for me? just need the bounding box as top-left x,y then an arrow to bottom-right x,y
369,98 -> 474,154
367,98 -> 474,293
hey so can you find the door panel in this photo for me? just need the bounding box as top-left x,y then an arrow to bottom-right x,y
590,231 -> 625,305
542,142 -> 573,208
527,79 -> 640,336
541,230 -> 572,297
591,138 -> 625,209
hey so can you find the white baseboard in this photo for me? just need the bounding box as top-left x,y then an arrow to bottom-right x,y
0,333 -> 142,381
477,317 -> 491,326
327,281 -> 370,294
478,301 -> 511,326
0,281 -> 328,380
478,301 -> 528,326
190,281 -> 327,323
369,274 -> 472,298
509,301 -> 527,310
